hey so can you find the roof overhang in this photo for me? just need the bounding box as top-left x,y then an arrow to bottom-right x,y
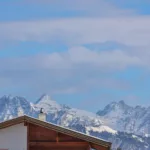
0,115 -> 112,149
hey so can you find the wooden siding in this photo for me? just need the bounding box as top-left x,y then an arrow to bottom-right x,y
27,123 -> 109,150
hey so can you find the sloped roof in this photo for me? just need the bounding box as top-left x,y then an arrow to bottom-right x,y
0,115 -> 111,149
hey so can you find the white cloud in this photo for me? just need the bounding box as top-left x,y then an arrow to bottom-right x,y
0,1 -> 148,97
0,46 -> 141,71
68,47 -> 142,69
1,16 -> 150,46
24,0 -> 134,17
0,47 -> 136,95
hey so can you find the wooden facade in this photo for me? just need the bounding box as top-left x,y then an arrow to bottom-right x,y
0,115 -> 112,150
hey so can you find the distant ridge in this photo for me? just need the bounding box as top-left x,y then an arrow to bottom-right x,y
0,95 -> 149,150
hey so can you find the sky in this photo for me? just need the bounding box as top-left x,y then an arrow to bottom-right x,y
1,0 -> 150,112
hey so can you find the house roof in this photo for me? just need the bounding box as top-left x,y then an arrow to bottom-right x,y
0,115 -> 112,149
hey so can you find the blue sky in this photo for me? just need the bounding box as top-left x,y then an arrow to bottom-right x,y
1,0 -> 150,112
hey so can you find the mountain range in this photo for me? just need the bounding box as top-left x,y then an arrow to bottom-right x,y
0,94 -> 150,150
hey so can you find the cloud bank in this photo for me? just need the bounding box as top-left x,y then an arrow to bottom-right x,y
0,16 -> 150,46
0,0 -> 149,106
0,45 -> 143,96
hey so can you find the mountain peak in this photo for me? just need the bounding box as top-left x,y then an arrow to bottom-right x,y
118,100 -> 125,105
109,100 -> 129,108
0,94 -> 149,149
2,94 -> 14,100
1,95 -> 25,101
96,100 -> 131,116
35,94 -> 53,104
117,100 -> 129,108
35,94 -> 61,112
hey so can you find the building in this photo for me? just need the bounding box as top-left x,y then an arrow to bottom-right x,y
0,114 -> 112,150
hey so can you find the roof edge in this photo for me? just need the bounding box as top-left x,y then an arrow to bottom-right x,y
0,115 -> 112,148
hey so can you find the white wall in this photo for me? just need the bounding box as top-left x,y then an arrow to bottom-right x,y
0,123 -> 27,150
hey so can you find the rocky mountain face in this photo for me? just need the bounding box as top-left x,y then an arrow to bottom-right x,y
0,94 -> 150,150
0,95 -> 34,121
97,100 -> 150,137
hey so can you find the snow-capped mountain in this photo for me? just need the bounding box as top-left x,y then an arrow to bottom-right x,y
0,94 -> 150,150
0,95 -> 34,121
97,100 -> 150,137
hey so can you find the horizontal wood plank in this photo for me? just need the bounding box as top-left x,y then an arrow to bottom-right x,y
30,141 -> 89,146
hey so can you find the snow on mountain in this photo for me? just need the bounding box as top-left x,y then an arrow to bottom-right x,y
35,94 -> 62,112
0,95 -> 150,149
97,100 -> 150,137
86,125 -> 117,135
0,95 -> 35,121
34,94 -> 70,124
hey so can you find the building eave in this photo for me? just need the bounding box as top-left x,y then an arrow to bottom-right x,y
0,115 -> 112,149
